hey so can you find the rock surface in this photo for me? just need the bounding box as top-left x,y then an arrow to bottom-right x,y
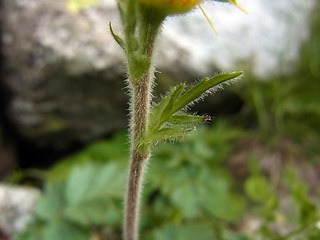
1,0 -> 316,149
0,184 -> 40,236
2,0 -> 127,148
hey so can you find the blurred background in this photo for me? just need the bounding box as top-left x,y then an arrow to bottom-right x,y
0,0 -> 319,239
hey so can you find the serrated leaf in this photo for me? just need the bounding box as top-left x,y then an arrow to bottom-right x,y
173,72 -> 242,113
64,198 -> 110,225
167,115 -> 210,125
65,162 -> 125,205
146,72 -> 242,144
64,163 -> 125,225
140,127 -> 195,145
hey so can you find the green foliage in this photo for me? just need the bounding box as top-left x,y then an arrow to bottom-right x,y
244,161 -> 320,240
16,122 -> 248,240
139,72 -> 243,151
236,3 -> 320,163
47,132 -> 128,181
14,162 -> 126,240
14,120 -> 320,240
154,224 -> 214,240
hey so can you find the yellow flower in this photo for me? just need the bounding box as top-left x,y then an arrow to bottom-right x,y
139,0 -> 202,14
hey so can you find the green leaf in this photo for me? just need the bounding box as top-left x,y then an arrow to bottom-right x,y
13,219 -> 46,240
173,72 -> 242,113
148,84 -> 185,132
109,22 -> 125,50
145,72 -> 242,145
43,220 -> 88,240
64,162 -> 125,225
139,127 -> 195,145
34,182 -> 66,221
244,176 -> 273,203
204,191 -> 246,221
37,161 -> 125,228
66,162 -> 125,202
161,84 -> 186,119
155,224 -> 214,240
64,199 -> 111,225
48,132 -> 128,182
167,115 -> 211,125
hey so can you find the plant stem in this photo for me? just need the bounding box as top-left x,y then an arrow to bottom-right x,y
124,71 -> 152,240
123,25 -> 160,240
123,5 -> 165,239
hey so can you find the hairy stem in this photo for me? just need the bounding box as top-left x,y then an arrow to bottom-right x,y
124,71 -> 152,240
123,5 -> 165,240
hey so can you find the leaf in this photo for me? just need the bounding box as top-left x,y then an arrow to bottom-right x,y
173,72 -> 242,113
244,176 -> 273,203
155,224 -> 214,240
34,182 -> 66,221
43,220 -> 88,240
148,84 -> 185,132
109,22 -> 125,50
66,162 -> 125,202
37,161 -> 125,228
139,127 -> 195,145
167,115 -> 211,125
48,132 -> 128,182
64,199 -> 111,225
64,162 -> 125,225
145,72 -> 242,145
12,219 -> 46,240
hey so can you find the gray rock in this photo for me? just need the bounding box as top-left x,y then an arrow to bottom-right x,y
157,0 -> 315,77
1,0 -> 316,148
0,184 -> 40,236
2,0 -> 127,148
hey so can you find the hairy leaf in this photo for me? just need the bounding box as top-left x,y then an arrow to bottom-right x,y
139,127 -> 195,145
173,72 -> 242,113
145,72 -> 242,146
148,84 -> 185,131
167,115 -> 211,125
